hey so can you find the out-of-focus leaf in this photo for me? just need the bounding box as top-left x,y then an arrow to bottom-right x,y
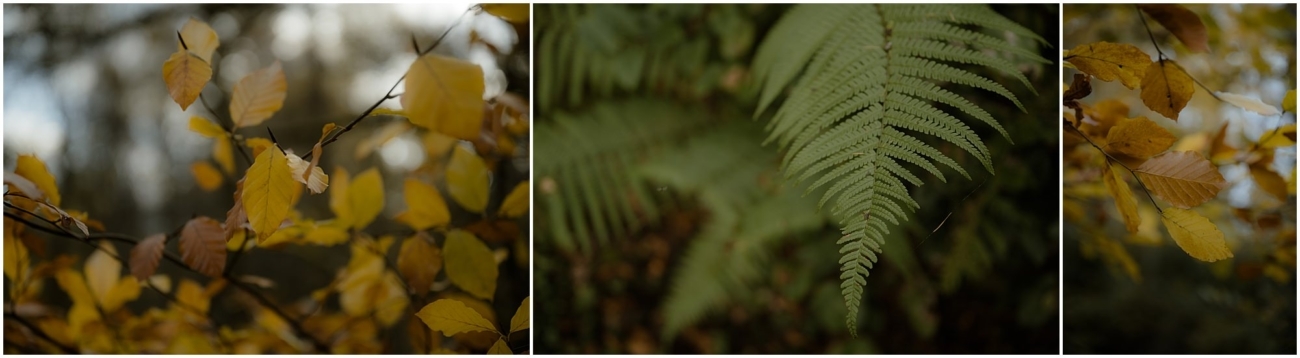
497,181 -> 529,218
1138,4 -> 1209,53
509,296 -> 529,334
397,178 -> 450,231
192,162 -> 224,191
443,230 -> 498,300
230,61 -> 287,128
416,298 -> 499,336
347,168 -> 385,229
481,4 -> 529,23
177,18 -> 220,63
130,233 -> 167,281
15,154 -> 60,205
189,116 -> 226,138
1216,91 -> 1281,116
397,232 -> 442,295
402,54 -> 485,140
447,146 -> 490,213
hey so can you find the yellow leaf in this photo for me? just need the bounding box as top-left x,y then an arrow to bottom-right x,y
130,233 -> 166,282
444,230 -> 498,300
191,162 -> 224,191
285,153 -> 329,194
214,139 -> 234,174
1134,151 -> 1225,208
179,217 -> 226,277
447,146 -> 490,213
1102,163 -> 1141,234
488,338 -> 512,354
177,18 -> 220,63
1063,42 -> 1150,89
1140,59 -> 1195,121
369,107 -> 408,117
175,279 -> 211,317
230,61 -> 287,128
1216,91 -> 1280,116
245,137 -> 273,158
1090,235 -> 1141,283
1258,124 -> 1296,148
1127,205 -> 1163,246
84,241 -> 121,308
509,296 -> 529,334
242,145 -> 297,242
480,4 -> 529,23
162,49 -> 212,111
348,168 -> 385,229
397,232 -> 442,295
188,116 -> 226,138
302,222 -> 350,246
1249,164 -> 1289,201
1138,5 -> 1208,53
1284,90 -> 1296,113
1105,116 -> 1175,159
398,178 -> 451,231
1161,207 -> 1231,262
55,269 -> 94,306
15,154 -> 60,206
330,167 -> 353,227
497,181 -> 529,218
402,54 -> 485,140
4,222 -> 29,282
424,131 -> 459,160
415,298 -> 499,337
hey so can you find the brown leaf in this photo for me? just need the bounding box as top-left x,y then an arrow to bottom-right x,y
1064,73 -> 1092,103
225,179 -> 247,241
180,217 -> 226,277
130,233 -> 167,281
1140,59 -> 1195,121
1135,151 -> 1226,208
397,232 -> 443,295
1105,116 -> 1176,159
1139,4 -> 1209,53
1249,164 -> 1289,201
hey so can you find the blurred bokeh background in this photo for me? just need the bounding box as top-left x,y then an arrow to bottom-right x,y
533,4 -> 1058,354
4,3 -> 529,353
1062,4 -> 1296,354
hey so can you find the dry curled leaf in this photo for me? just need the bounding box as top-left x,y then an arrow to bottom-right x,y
179,217 -> 226,277
1064,42 -> 1151,89
130,233 -> 167,281
1134,151 -> 1225,208
1140,59 -> 1195,121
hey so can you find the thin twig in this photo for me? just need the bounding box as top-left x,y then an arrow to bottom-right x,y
4,313 -> 77,354
1067,123 -> 1164,214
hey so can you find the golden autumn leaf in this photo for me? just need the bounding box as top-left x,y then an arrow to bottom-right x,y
402,54 -> 485,140
1249,164 -> 1289,201
416,298 -> 499,337
189,116 -> 226,138
330,167 -> 353,228
130,233 -> 166,281
397,178 -> 451,231
213,139 -> 234,174
245,137 -> 274,158
15,154 -> 60,205
447,146 -> 490,213
497,181 -> 529,218
1140,59 -> 1195,121
1208,122 -> 1236,163
1284,90 -> 1296,113
397,232 -> 442,295
162,49 -> 212,111
444,230 -> 498,300
243,144 -> 297,242
177,18 -> 220,63
1138,4 -> 1209,53
84,241 -> 141,312
1161,207 -> 1231,262
285,153 -> 328,194
509,296 -> 529,334
488,339 -> 512,355
1134,151 -> 1225,208
480,4 -> 529,23
230,61 -> 287,128
1102,163 -> 1141,233
1216,91 -> 1281,116
348,168 -> 385,229
1064,42 -> 1150,89
1105,116 -> 1175,159
179,216 -> 226,277
424,130 -> 459,161
1258,124 -> 1296,148
191,161 -> 224,191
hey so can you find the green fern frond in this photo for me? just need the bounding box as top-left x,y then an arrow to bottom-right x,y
647,123 -> 825,339
750,4 -> 1045,336
535,99 -> 708,254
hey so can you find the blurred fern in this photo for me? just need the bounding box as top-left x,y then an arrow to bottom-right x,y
750,4 -> 1047,335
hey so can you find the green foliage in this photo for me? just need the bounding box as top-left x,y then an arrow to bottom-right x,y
750,4 -> 1047,335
